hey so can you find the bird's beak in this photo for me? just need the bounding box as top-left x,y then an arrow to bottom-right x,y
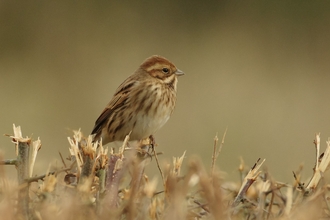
175,69 -> 184,76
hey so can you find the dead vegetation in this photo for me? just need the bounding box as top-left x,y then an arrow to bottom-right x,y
1,124 -> 330,220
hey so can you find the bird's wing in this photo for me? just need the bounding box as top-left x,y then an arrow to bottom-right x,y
91,80 -> 136,139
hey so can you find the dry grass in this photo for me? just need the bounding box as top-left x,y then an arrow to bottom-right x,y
1,125 -> 330,220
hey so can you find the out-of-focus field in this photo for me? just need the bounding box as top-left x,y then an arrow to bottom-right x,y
1,1 -> 330,185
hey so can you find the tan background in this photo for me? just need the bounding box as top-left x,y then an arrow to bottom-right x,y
1,1 -> 330,183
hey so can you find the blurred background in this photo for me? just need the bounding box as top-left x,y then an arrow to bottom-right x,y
1,1 -> 330,184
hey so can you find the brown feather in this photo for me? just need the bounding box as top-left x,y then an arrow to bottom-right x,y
91,55 -> 184,145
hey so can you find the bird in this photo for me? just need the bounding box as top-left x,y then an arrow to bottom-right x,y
91,55 -> 184,145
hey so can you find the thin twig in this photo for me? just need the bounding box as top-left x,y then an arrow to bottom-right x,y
232,158 -> 266,208
293,171 -> 305,192
211,133 -> 219,176
0,159 -> 17,165
193,200 -> 210,213
58,151 -> 67,168
217,127 -> 227,157
266,189 -> 275,220
211,128 -> 227,176
153,148 -> 165,188
25,167 -> 72,183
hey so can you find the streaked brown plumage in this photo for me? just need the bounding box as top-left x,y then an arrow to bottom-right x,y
91,55 -> 184,145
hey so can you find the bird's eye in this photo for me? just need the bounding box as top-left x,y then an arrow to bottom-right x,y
162,68 -> 169,74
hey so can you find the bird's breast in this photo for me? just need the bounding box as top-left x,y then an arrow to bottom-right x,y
129,83 -> 176,140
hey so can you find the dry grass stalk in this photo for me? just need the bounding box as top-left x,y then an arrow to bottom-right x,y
67,135 -> 83,177
29,138 -> 41,178
211,128 -> 227,177
3,125 -> 330,219
306,133 -> 330,192
232,158 -> 266,208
